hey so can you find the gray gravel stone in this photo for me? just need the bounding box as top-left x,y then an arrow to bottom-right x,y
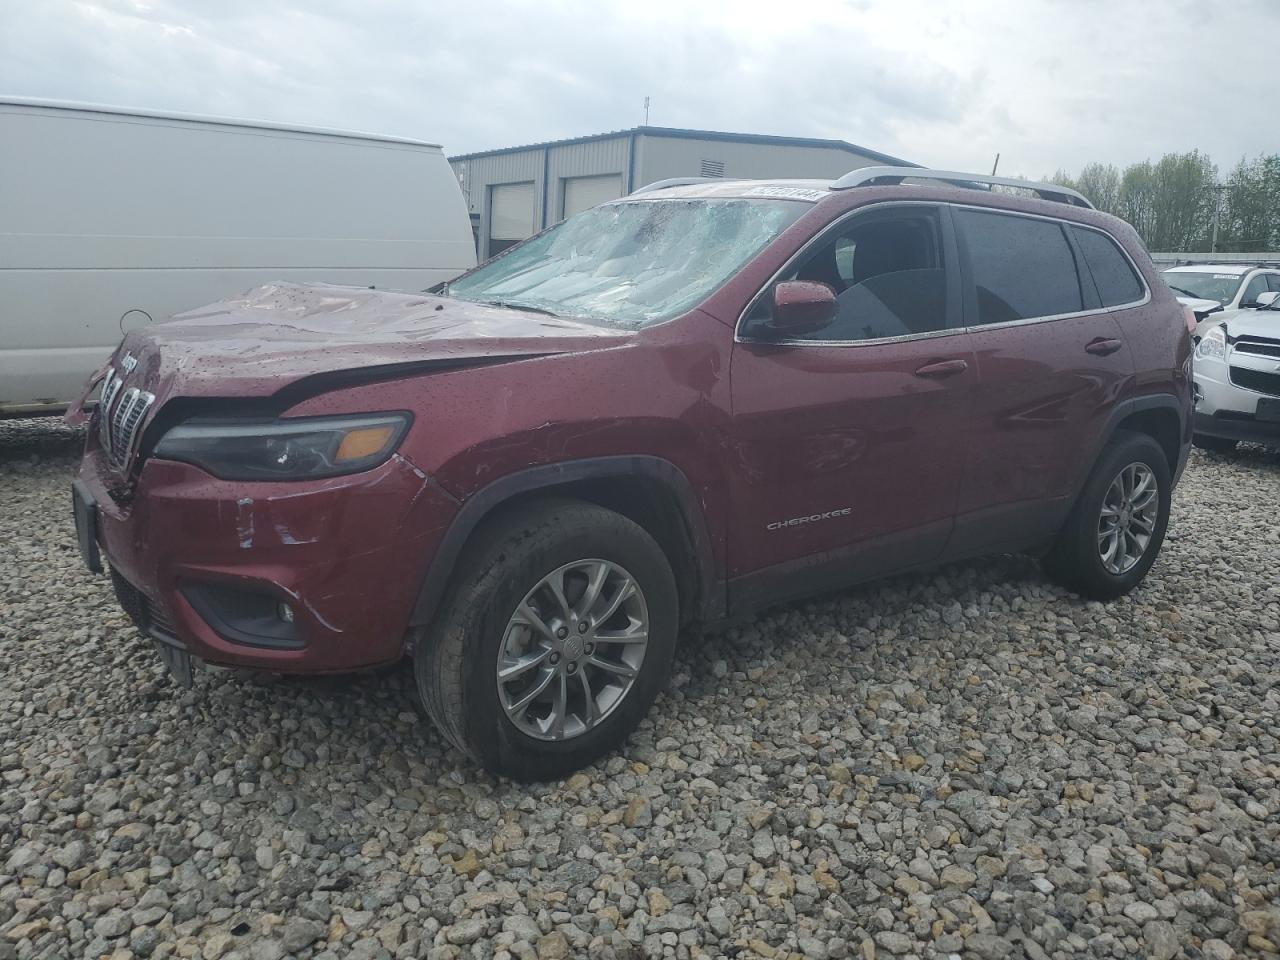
3,421 -> 1280,959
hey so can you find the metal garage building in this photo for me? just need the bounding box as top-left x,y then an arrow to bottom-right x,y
449,126 -> 915,259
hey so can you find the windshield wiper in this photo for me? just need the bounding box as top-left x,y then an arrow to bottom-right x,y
1167,284 -> 1210,300
480,298 -> 561,317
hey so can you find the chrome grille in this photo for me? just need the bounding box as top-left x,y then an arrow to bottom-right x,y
97,368 -> 156,469
1233,337 -> 1280,360
98,368 -> 123,449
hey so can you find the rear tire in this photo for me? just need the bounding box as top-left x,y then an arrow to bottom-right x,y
1193,435 -> 1237,455
1042,431 -> 1171,601
415,499 -> 678,781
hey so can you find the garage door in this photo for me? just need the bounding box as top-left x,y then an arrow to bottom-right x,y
562,174 -> 623,220
488,182 -> 536,256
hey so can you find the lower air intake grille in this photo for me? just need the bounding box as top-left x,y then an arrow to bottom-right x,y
1229,366 -> 1280,398
109,568 -> 176,637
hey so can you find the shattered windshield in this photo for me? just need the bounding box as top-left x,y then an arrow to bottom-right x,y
447,198 -> 810,327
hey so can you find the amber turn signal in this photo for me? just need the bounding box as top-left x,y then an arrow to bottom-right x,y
335,424 -> 396,462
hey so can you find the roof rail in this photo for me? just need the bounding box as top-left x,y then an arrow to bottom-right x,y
630,177 -> 719,195
831,166 -> 1094,209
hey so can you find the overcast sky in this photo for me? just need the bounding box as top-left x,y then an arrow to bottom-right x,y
2,0 -> 1275,177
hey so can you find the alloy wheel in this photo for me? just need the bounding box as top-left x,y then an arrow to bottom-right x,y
495,559 -> 649,741
1097,462 -> 1159,575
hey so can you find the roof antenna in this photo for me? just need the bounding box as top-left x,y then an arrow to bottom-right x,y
643,96 -> 650,126
991,152 -> 1000,176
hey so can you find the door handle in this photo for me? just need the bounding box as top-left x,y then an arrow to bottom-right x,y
913,358 -> 968,378
1085,337 -> 1123,356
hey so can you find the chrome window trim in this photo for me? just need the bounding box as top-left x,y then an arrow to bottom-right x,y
735,200 -> 1152,349
942,203 -> 1152,328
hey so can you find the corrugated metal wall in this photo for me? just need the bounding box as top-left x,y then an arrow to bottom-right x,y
451,136 -> 637,258
545,136 -> 632,221
451,148 -> 543,259
450,132 -> 897,259
635,135 -> 883,185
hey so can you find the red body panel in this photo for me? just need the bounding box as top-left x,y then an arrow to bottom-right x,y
948,312 -> 1133,556
728,336 -> 975,576
77,440 -> 458,671
71,184 -> 1192,674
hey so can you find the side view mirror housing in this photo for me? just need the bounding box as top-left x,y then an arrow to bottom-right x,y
1254,291 -> 1279,309
766,281 -> 837,336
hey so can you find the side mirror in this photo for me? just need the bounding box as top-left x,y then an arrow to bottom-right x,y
767,281 -> 837,336
1255,291 -> 1279,309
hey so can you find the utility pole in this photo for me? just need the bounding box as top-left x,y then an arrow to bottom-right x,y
643,96 -> 650,126
991,153 -> 1000,176
1210,183 -> 1230,253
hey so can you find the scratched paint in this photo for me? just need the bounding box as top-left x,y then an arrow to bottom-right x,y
236,497 -> 254,549
273,522 -> 317,546
391,453 -> 427,481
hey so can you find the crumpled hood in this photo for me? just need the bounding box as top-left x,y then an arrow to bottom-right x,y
1222,308 -> 1280,340
70,282 -> 631,421
1176,295 -> 1223,318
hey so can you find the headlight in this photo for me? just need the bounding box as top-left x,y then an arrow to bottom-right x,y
1195,326 -> 1226,362
153,413 -> 411,480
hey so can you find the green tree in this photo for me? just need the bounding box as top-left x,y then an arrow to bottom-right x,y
1052,163 -> 1121,214
1154,152 -> 1217,250
1117,160 -> 1157,245
1220,154 -> 1280,252
1053,151 -> 1231,252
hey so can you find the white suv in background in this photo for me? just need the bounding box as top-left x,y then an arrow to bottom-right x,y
1162,263 -> 1280,338
1193,291 -> 1280,453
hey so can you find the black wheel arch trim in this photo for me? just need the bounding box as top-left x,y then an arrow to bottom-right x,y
408,455 -> 725,630
1087,393 -> 1190,486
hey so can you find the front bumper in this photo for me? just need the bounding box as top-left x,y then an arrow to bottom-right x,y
1194,410 -> 1280,446
75,444 -> 459,673
1194,356 -> 1280,448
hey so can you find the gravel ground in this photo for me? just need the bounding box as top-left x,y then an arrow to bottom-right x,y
2,417 -> 1279,960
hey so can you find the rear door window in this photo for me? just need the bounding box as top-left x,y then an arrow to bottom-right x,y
1071,226 -> 1144,307
956,209 -> 1083,325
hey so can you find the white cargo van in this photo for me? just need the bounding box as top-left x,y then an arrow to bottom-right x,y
0,97 -> 477,416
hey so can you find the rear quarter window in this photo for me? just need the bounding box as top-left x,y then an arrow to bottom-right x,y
1072,226 -> 1144,307
956,209 -> 1083,325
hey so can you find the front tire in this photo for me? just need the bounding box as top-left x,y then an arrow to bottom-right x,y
1043,431 -> 1171,601
415,500 -> 678,781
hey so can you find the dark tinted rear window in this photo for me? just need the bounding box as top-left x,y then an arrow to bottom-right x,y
957,209 -> 1083,325
1072,227 -> 1144,306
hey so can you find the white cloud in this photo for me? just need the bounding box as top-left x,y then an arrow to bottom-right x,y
1,0 -> 1275,177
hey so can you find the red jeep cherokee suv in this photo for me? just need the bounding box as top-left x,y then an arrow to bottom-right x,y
70,167 -> 1193,780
